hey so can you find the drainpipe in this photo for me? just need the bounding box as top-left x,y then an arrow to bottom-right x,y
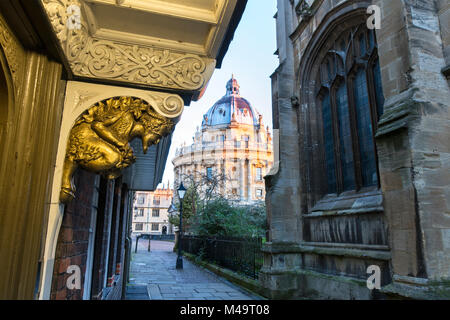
121,190 -> 135,299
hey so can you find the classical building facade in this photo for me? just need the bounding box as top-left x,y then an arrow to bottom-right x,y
132,187 -> 175,236
173,77 -> 273,204
262,0 -> 450,299
0,0 -> 246,300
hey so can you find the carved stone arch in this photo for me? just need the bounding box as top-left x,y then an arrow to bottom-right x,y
298,3 -> 371,97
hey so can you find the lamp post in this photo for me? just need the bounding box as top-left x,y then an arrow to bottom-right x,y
176,182 -> 186,269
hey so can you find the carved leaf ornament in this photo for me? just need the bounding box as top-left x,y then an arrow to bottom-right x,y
42,0 -> 207,90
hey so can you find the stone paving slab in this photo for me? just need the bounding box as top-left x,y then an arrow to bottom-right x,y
126,239 -> 259,300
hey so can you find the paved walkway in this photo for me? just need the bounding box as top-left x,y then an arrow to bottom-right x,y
125,239 -> 259,300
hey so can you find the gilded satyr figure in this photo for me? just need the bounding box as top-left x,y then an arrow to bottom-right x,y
60,96 -> 174,203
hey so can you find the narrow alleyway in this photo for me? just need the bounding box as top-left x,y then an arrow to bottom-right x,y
125,239 -> 260,300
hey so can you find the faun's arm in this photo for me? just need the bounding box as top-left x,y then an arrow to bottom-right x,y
101,112 -> 125,126
91,121 -> 125,149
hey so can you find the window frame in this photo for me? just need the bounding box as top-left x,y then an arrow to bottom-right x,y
137,194 -> 145,204
256,188 -> 263,198
135,208 -> 144,217
256,167 -> 263,181
206,167 -> 213,180
135,223 -> 143,231
316,25 -> 383,195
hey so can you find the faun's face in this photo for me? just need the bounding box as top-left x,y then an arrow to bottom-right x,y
141,132 -> 161,154
138,114 -> 173,153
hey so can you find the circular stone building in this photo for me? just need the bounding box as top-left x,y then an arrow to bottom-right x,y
172,76 -> 273,204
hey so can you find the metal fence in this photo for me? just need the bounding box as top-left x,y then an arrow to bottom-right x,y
133,233 -> 175,241
180,235 -> 263,279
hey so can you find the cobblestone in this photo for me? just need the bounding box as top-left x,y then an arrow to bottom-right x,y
125,239 -> 258,300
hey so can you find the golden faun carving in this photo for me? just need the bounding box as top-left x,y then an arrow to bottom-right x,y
60,96 -> 174,203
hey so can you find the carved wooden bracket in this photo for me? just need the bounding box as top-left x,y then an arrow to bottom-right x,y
41,0 -> 215,92
60,96 -> 174,203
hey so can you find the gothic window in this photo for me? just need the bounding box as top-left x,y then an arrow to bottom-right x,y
317,25 -> 384,194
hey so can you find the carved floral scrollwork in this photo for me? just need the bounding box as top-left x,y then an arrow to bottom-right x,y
41,0 -> 208,91
0,14 -> 24,90
77,42 -> 206,90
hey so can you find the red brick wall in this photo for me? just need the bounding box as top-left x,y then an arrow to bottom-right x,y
50,169 -> 130,300
50,168 -> 96,300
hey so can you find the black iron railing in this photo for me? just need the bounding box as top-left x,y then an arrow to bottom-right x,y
180,235 -> 263,279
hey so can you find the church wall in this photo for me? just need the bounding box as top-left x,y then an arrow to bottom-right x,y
373,0 -> 450,290
262,0 -> 450,300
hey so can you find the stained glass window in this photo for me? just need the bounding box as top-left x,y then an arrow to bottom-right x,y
354,68 -> 377,186
317,24 -> 384,194
336,83 -> 356,191
321,92 -> 337,193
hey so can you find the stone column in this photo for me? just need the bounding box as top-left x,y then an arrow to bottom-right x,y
239,159 -> 244,201
374,0 -> 450,298
247,160 -> 252,201
259,0 -> 302,299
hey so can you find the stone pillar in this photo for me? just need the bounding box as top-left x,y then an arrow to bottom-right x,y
374,0 -> 450,298
217,159 -> 224,194
239,159 -> 244,201
259,0 -> 303,299
247,160 -> 252,201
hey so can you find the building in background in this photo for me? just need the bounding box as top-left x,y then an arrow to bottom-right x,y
262,0 -> 450,300
172,76 -> 273,204
132,186 -> 174,236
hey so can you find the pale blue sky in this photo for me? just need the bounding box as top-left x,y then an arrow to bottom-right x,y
158,0 -> 278,188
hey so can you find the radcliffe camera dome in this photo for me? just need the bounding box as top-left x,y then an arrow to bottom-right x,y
201,76 -> 260,129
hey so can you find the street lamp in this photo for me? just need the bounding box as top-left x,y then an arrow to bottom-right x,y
176,182 -> 186,269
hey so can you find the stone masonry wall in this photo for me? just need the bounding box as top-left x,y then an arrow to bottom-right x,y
374,0 -> 450,284
262,0 -> 450,299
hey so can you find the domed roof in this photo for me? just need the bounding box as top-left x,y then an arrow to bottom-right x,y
201,76 -> 260,129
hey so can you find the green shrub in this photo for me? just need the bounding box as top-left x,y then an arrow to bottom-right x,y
191,198 -> 267,238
